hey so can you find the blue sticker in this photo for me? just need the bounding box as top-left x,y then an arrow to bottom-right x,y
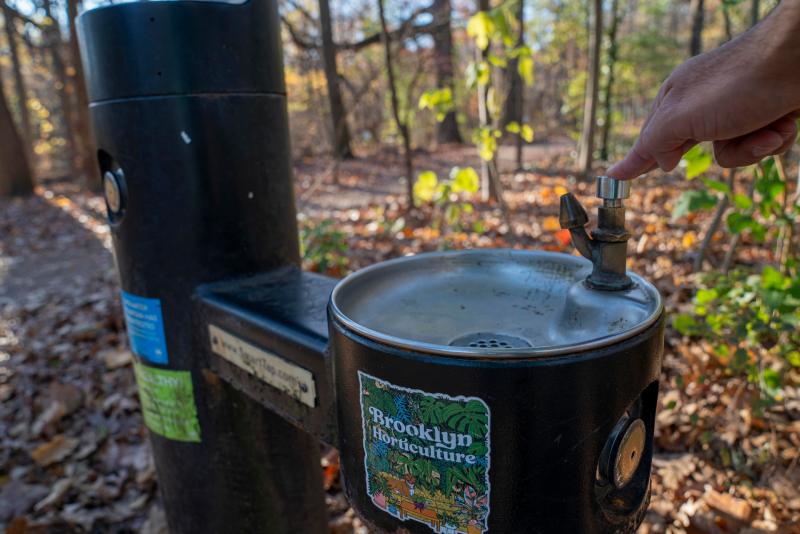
121,291 -> 169,364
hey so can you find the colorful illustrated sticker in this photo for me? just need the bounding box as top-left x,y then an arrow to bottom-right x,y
134,363 -> 201,442
359,371 -> 490,534
121,291 -> 168,364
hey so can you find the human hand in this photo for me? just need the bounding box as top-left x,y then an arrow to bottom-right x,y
609,2 -> 800,181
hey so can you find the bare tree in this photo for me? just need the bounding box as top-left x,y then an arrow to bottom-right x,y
689,0 -> 704,56
600,0 -> 621,162
377,0 -> 414,209
318,0 -> 354,159
431,0 -> 462,144
2,3 -> 33,153
0,69 -> 33,196
43,0 -> 77,175
67,0 -> 99,190
576,0 -> 603,175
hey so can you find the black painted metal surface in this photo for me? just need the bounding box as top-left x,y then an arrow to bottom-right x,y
330,312 -> 664,534
78,1 -> 328,532
77,0 -> 285,102
196,267 -> 338,445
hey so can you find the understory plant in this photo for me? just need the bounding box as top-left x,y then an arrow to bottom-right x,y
673,152 -> 799,406
299,219 -> 350,276
413,167 -> 482,236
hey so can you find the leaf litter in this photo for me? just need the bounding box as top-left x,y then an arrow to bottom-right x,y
0,147 -> 797,533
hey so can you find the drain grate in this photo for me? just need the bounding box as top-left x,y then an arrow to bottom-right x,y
449,332 -> 532,349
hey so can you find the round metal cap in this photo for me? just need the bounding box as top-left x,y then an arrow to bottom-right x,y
330,250 -> 662,358
613,418 -> 646,489
103,171 -> 122,215
597,176 -> 630,200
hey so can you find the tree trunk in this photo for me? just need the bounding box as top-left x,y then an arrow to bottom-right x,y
689,0 -> 704,57
67,0 -> 100,190
600,0 -> 621,162
2,4 -> 33,154
0,69 -> 33,197
501,0 -> 525,169
577,0 -> 602,175
377,0 -> 414,209
431,0 -> 462,144
43,0 -> 77,175
318,0 -> 354,159
750,0 -> 760,27
476,0 -> 507,212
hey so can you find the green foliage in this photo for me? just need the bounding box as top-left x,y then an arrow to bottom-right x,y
419,0 -> 534,204
682,145 -> 714,180
505,121 -> 534,142
672,153 -> 799,406
418,88 -> 455,122
473,126 -> 500,162
673,266 -> 800,404
299,219 -> 349,276
413,168 -> 480,235
672,189 -> 718,221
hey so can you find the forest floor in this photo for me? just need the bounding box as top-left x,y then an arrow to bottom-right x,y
1,143 -> 798,533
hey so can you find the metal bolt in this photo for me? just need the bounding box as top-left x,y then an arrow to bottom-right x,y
103,171 -> 122,215
613,418 -> 646,489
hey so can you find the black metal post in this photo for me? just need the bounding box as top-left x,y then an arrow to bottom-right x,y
78,2 -> 328,532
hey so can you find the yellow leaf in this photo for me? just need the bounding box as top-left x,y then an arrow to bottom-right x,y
520,124 -> 534,143
518,56 -> 534,86
554,185 -> 568,196
682,231 -> 697,248
413,171 -> 439,203
451,167 -> 480,194
543,216 -> 561,232
467,11 -> 494,51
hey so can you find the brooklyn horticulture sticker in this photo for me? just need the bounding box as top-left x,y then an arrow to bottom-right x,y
358,371 -> 490,534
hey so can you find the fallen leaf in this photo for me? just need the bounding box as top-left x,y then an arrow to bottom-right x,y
30,434 -> 79,466
34,478 -> 72,511
705,489 -> 753,522
101,348 -> 132,370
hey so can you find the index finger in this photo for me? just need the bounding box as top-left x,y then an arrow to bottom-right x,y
607,144 -> 657,180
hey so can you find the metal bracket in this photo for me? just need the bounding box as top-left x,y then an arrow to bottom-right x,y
195,266 -> 338,445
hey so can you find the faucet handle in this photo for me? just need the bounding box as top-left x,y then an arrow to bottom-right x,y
596,176 -> 630,202
559,193 -> 589,230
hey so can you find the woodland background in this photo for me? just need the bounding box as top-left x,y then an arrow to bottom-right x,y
0,0 -> 798,532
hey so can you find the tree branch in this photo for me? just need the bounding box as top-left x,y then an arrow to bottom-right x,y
280,3 -> 441,51
280,13 -> 320,50
5,4 -> 43,29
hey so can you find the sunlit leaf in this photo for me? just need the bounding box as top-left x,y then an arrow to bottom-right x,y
467,11 -> 494,50
518,56 -> 534,86
682,145 -> 713,179
671,190 -> 717,220
451,167 -> 480,194
413,171 -> 439,203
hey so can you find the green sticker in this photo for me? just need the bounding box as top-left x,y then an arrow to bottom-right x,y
134,363 -> 201,443
359,371 -> 490,534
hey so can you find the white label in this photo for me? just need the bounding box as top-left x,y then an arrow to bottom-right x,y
208,324 -> 316,408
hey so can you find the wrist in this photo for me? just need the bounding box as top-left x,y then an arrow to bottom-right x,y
756,2 -> 800,102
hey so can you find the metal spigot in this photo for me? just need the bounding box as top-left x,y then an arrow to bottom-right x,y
559,176 -> 633,291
